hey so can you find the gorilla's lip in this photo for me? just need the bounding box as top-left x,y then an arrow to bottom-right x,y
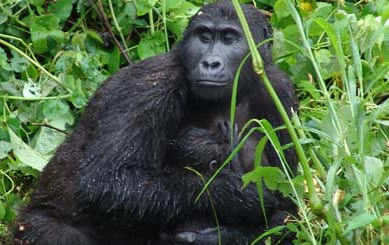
195,80 -> 230,87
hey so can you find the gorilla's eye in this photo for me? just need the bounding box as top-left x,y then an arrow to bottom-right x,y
199,31 -> 212,43
222,31 -> 239,44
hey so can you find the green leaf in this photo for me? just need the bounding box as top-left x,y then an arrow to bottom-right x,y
166,0 -> 183,10
358,15 -> 385,54
375,120 -> 389,126
166,1 -> 199,39
68,77 -> 88,109
314,49 -> 338,79
250,225 -> 285,244
41,101 -> 74,127
242,166 -> 286,190
23,65 -> 39,81
42,100 -> 70,120
31,122 -> 66,156
167,18 -> 188,40
30,0 -> 45,7
254,136 -> 268,167
137,31 -> 166,59
171,1 -> 198,16
259,119 -> 285,160
0,47 -> 12,72
364,156 -> 384,186
255,0 -> 276,8
347,65 -> 357,110
0,141 -> 12,159
0,201 -> 5,220
0,12 -> 8,25
295,80 -> 320,100
326,159 -> 341,200
344,213 -> 376,234
242,169 -> 257,188
48,0 -> 73,23
0,127 -> 8,142
365,62 -> 389,91
30,15 -> 65,54
116,2 -> 137,36
72,32 -> 87,49
305,3 -> 333,36
10,55 -> 29,73
86,30 -> 104,45
377,0 -> 389,21
8,127 -> 49,171
261,167 -> 286,190
108,46 -> 120,74
134,0 -> 157,16
22,81 -> 42,98
274,0 -> 290,19
349,25 -> 363,85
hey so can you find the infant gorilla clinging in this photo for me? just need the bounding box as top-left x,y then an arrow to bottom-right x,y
13,1 -> 297,244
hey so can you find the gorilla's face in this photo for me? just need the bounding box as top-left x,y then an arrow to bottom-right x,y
181,15 -> 249,102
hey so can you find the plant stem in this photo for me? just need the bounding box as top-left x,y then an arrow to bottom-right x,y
161,0 -> 170,51
292,112 -> 326,179
108,0 -> 129,52
149,10 -> 155,34
231,0 -> 323,216
0,94 -> 72,101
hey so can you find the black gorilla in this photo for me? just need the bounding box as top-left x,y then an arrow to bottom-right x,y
13,1 -> 297,245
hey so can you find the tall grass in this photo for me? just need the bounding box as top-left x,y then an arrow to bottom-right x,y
228,0 -> 389,244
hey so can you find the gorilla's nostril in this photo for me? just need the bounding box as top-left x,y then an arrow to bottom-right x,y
210,61 -> 221,69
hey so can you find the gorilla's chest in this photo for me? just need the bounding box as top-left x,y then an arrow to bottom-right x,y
183,102 -> 250,132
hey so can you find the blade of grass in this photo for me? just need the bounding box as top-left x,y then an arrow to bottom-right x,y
161,0 -> 170,51
232,0 -> 323,217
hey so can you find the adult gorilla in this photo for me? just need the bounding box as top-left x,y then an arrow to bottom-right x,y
13,1 -> 297,245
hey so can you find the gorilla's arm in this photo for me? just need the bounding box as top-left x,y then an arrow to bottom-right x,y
165,122 -> 239,172
80,167 -> 275,229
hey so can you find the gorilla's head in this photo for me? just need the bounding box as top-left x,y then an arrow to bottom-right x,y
180,1 -> 272,103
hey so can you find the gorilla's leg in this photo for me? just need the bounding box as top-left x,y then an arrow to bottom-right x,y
14,210 -> 97,245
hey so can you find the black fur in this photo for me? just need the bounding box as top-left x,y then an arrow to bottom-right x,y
13,1 -> 297,245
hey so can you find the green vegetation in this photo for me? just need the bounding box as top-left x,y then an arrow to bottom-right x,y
0,0 -> 389,244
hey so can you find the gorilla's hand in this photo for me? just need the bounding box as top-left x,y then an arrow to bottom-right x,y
159,226 -> 250,245
160,227 -> 220,244
216,121 -> 242,174
167,122 -> 242,174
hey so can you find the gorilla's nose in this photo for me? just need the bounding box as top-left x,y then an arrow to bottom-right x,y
199,56 -> 224,74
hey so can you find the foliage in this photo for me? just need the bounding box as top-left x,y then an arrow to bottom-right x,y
0,0 -> 389,244
0,0 -> 203,240
267,0 -> 389,244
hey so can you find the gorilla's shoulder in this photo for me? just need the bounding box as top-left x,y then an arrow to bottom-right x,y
90,48 -> 186,106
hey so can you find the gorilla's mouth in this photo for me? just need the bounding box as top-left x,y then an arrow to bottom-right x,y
195,80 -> 230,87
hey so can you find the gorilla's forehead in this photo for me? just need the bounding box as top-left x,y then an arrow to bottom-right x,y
189,9 -> 239,28
195,2 -> 238,21
191,14 -> 239,27
191,21 -> 242,35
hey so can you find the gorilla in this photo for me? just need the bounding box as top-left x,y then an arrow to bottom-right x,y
13,1 -> 297,245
